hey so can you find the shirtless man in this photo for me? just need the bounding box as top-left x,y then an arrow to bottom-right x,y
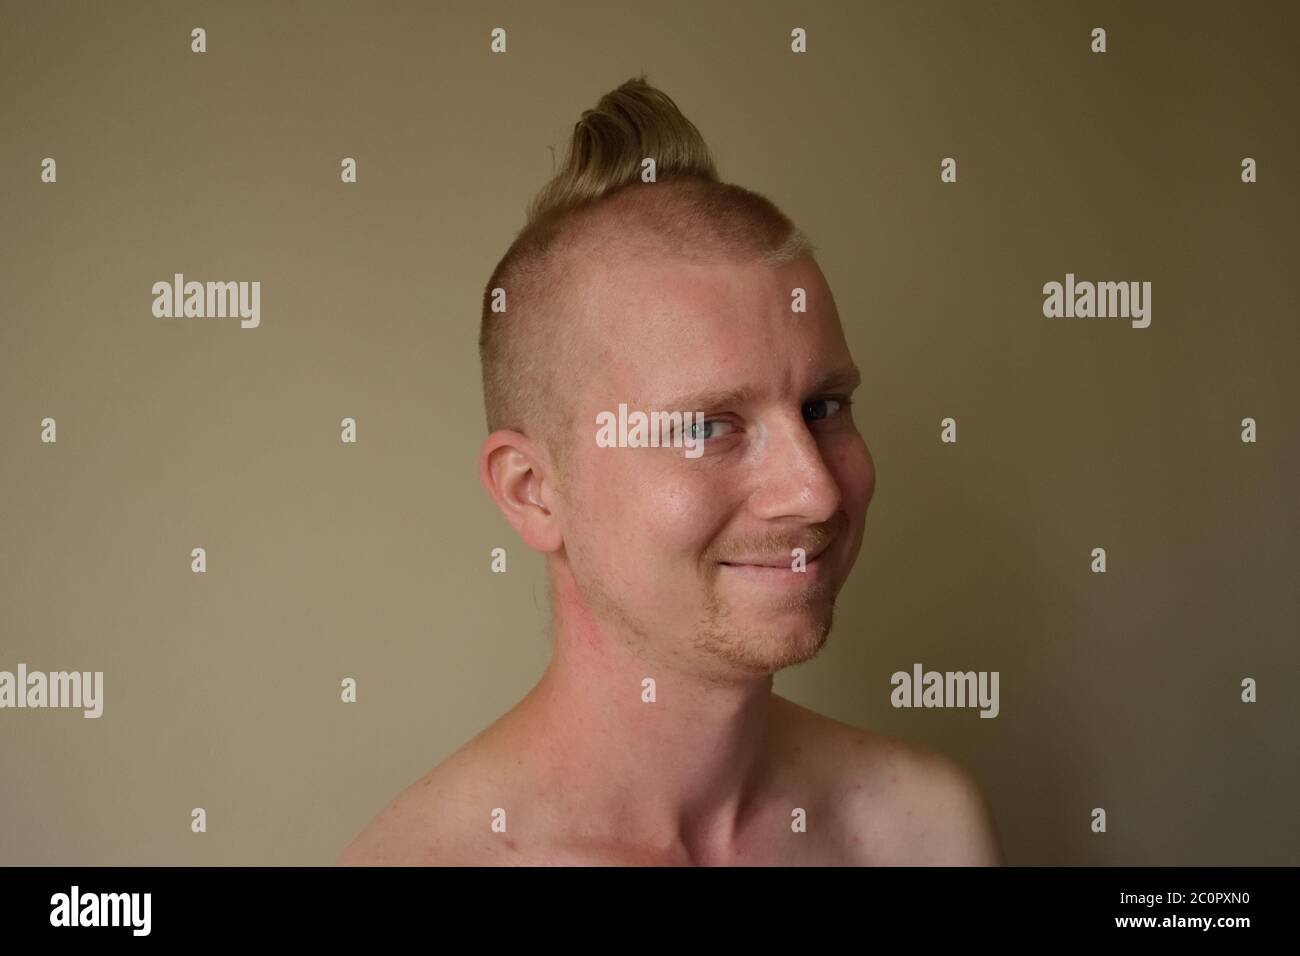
338,76 -> 1003,867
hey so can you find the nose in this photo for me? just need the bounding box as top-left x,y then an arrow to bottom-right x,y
749,410 -> 843,524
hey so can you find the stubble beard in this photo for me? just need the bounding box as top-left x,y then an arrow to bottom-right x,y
574,568 -> 838,681
687,573 -> 838,679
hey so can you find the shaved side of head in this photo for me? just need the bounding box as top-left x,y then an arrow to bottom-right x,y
478,75 -> 815,477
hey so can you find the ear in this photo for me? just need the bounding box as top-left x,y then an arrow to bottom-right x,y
478,430 -> 564,553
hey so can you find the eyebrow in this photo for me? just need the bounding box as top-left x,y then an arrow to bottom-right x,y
655,385 -> 756,413
811,365 -> 862,394
654,365 -> 862,413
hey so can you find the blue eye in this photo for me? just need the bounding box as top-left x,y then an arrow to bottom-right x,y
687,420 -> 733,441
802,398 -> 843,422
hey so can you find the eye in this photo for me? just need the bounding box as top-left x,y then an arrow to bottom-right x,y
686,419 -> 734,441
802,398 -> 845,422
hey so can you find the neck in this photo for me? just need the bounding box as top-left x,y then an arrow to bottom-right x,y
509,562 -> 777,861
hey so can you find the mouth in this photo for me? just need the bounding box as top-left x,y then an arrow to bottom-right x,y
718,543 -> 832,584
715,554 -> 832,602
719,541 -> 831,570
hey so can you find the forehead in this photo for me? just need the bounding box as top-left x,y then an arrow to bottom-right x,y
569,249 -> 850,404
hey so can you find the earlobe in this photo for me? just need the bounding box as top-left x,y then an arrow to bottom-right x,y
478,431 -> 564,553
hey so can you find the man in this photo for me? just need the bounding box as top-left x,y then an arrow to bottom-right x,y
339,76 -> 1003,866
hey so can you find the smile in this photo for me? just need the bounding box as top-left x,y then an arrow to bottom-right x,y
719,541 -> 830,569
718,547 -> 830,586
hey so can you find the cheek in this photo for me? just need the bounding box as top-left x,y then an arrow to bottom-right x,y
831,436 -> 876,517
564,451 -> 640,566
565,452 -> 728,569
642,471 -> 731,559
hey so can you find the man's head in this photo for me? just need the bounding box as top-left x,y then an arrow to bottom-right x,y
478,76 -> 876,682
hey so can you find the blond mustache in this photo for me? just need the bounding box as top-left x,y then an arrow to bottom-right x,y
703,514 -> 845,564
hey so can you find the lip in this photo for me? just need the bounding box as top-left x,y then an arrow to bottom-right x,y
718,545 -> 831,583
719,541 -> 831,569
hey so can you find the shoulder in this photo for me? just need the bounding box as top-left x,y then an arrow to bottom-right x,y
868,740 -> 1004,865
774,696 -> 1004,866
335,770 -> 467,866
336,741 -> 520,867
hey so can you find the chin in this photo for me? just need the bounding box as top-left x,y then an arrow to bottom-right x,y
714,608 -> 836,675
756,630 -> 831,674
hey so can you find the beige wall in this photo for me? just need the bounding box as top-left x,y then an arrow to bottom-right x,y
1,0 -> 1296,865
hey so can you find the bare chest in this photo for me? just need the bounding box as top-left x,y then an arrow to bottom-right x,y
457,804 -> 865,867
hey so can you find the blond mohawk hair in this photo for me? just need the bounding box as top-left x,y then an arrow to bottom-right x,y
479,75 -> 814,463
524,78 -> 720,224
